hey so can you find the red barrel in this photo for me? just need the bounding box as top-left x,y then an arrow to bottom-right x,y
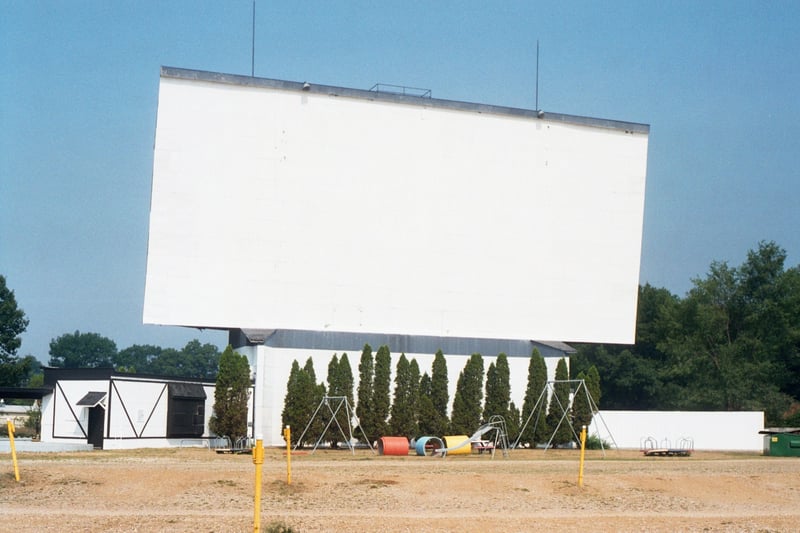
378,436 -> 410,456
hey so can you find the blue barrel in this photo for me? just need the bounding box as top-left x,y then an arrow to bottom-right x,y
415,436 -> 444,456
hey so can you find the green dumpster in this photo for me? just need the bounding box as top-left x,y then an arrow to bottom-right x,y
764,432 -> 800,457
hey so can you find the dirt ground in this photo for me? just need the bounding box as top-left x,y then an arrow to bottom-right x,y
1,446 -> 798,532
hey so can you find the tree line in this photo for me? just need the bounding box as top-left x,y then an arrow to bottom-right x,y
45,331 -> 221,379
3,239 -> 798,427
571,241 -> 800,426
281,344 -> 599,448
0,296 -> 221,387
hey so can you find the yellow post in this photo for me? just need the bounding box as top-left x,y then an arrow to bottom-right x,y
252,436 -> 264,533
7,420 -> 20,482
284,425 -> 292,485
578,425 -> 587,488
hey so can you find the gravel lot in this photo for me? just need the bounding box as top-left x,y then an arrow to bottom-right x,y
2,447 -> 798,532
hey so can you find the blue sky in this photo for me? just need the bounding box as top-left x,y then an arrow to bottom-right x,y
2,1 -> 799,362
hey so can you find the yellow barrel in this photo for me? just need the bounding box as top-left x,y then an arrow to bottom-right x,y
443,435 -> 471,455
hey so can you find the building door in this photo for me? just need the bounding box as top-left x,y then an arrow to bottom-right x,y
87,406 -> 105,449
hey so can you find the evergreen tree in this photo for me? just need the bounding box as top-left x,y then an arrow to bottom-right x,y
304,356 -> 317,383
389,354 -> 418,438
409,357 -> 421,428
209,345 -> 251,445
520,349 -> 549,447
546,358 -> 573,446
484,362 -> 497,421
327,354 -> 340,393
483,353 -> 511,422
506,401 -> 521,444
281,358 -> 327,448
372,345 -> 392,440
450,353 -> 484,434
338,353 -> 355,407
333,353 -> 355,445
431,349 -> 450,431
389,354 -> 409,435
356,344 -> 374,440
572,371 -> 593,431
304,357 -> 327,444
416,372 -> 439,436
281,360 -> 304,445
328,354 -> 354,407
586,365 -> 601,409
326,354 -> 344,446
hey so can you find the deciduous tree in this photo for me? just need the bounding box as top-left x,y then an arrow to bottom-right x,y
114,344 -> 162,373
0,275 -> 29,364
48,330 -> 116,368
154,340 -> 220,379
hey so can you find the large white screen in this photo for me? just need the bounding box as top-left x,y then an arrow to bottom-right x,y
144,69 -> 649,344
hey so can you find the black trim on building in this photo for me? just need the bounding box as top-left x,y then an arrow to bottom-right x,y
0,386 -> 53,400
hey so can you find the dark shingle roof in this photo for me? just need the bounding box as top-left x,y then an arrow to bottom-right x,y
76,391 -> 107,407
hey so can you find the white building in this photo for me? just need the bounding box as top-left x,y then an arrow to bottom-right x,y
229,329 -> 573,446
0,401 -> 33,429
38,367 -> 226,450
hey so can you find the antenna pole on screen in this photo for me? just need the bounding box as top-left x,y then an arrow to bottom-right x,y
251,0 -> 256,77
535,39 -> 540,111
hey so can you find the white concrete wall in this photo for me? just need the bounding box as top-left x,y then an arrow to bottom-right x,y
249,345 -> 564,446
590,410 -> 765,452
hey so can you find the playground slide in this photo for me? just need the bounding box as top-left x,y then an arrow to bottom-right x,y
436,423 -> 498,456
